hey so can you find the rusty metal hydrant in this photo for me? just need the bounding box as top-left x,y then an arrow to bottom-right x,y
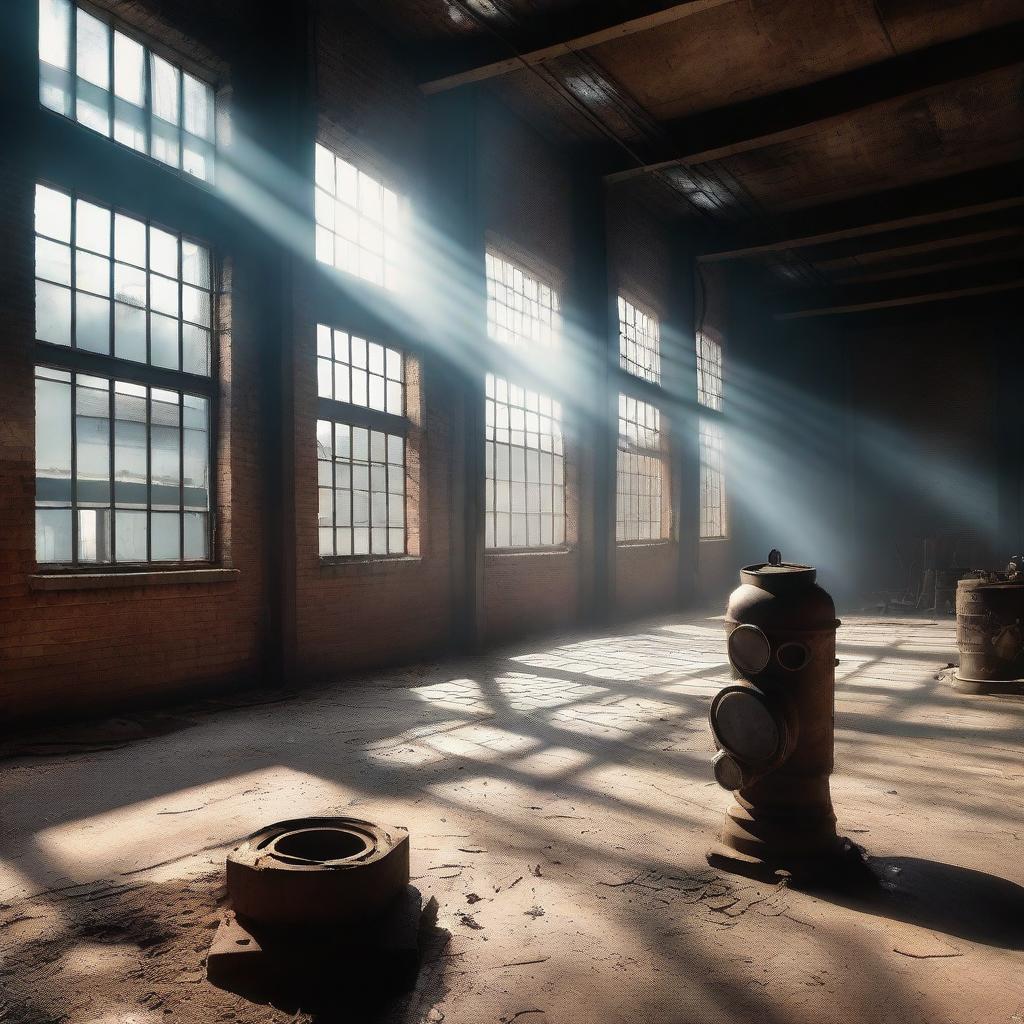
706,552 -> 849,880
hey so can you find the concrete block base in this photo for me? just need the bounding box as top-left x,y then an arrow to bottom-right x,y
207,883 -> 423,1005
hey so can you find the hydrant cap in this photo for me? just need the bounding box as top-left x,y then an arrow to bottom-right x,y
729,557 -> 838,632
740,560 -> 817,593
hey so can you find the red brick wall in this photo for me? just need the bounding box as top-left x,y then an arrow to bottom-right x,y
0,158 -> 266,726
607,193 -> 682,616
313,3 -> 427,191
290,6 -> 453,678
478,102 -> 576,278
695,263 -> 734,601
477,102 -> 581,642
289,289 -> 456,678
0,0 -> 723,724
615,541 -> 680,615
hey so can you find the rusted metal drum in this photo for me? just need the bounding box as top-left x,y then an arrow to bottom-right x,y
707,552 -> 848,880
954,577 -> 1024,693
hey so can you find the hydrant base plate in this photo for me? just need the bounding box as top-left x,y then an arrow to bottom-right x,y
706,838 -> 869,887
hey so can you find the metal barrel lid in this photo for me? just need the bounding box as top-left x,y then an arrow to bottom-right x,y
958,579 -> 1024,590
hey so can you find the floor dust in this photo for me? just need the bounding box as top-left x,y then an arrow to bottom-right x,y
1,611 -> 1022,1023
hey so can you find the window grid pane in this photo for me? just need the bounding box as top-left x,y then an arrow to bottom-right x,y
485,373 -> 565,550
318,420 -> 406,557
618,296 -> 660,384
696,332 -> 723,410
316,325 -> 404,415
486,251 -> 561,351
699,418 -> 727,540
38,1 -> 216,182
34,366 -> 211,565
34,184 -> 214,376
314,143 -> 406,292
616,395 -> 665,542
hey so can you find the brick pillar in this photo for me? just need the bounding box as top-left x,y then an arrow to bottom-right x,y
226,2 -> 316,685
668,233 -> 700,605
424,88 -> 488,650
564,156 -> 617,623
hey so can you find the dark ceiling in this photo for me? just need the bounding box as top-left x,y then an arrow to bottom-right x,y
358,0 -> 1023,317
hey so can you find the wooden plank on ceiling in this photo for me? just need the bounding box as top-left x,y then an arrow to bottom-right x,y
774,279 -> 1024,320
699,198 -> 1024,263
419,0 -> 733,94
605,22 -> 1024,181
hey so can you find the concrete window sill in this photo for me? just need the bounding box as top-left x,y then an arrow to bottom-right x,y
617,539 -> 673,549
318,556 -> 423,578
485,547 -> 573,558
29,568 -> 241,591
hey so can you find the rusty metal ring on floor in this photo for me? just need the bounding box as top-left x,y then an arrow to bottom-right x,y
226,816 -> 410,928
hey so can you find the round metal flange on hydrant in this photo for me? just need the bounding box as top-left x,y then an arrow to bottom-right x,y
226,817 -> 410,927
706,551 -> 858,882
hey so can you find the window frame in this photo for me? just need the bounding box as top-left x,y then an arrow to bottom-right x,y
313,142 -> 408,293
482,246 -> 569,552
484,372 -> 567,552
33,182 -> 219,572
695,330 -> 726,539
696,330 -> 724,411
615,393 -> 670,545
484,247 -> 563,353
698,416 -> 728,541
618,294 -> 661,385
37,0 -> 219,184
315,324 -> 413,562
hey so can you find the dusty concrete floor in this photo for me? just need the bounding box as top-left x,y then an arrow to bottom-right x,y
1,610 -> 1022,1024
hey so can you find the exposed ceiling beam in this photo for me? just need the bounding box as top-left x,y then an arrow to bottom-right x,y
699,162 -> 1024,261
774,279 -> 1024,320
419,0 -> 732,95
812,227 -> 1024,272
606,22 -> 1024,182
699,198 -> 1024,263
833,250 -> 1024,285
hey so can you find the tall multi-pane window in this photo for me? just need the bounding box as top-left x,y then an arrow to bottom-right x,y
34,184 -> 215,566
618,297 -> 660,384
617,297 -> 667,542
485,251 -> 561,350
616,396 -> 667,542
699,418 -> 727,539
34,184 -> 214,371
484,250 -> 565,549
696,331 -> 723,410
316,325 -> 409,558
38,0 -> 216,182
314,144 -> 406,291
485,374 -> 565,549
696,330 -> 726,537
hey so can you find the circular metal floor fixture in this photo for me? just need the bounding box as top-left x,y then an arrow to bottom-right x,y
265,823 -> 375,865
227,817 -> 410,928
